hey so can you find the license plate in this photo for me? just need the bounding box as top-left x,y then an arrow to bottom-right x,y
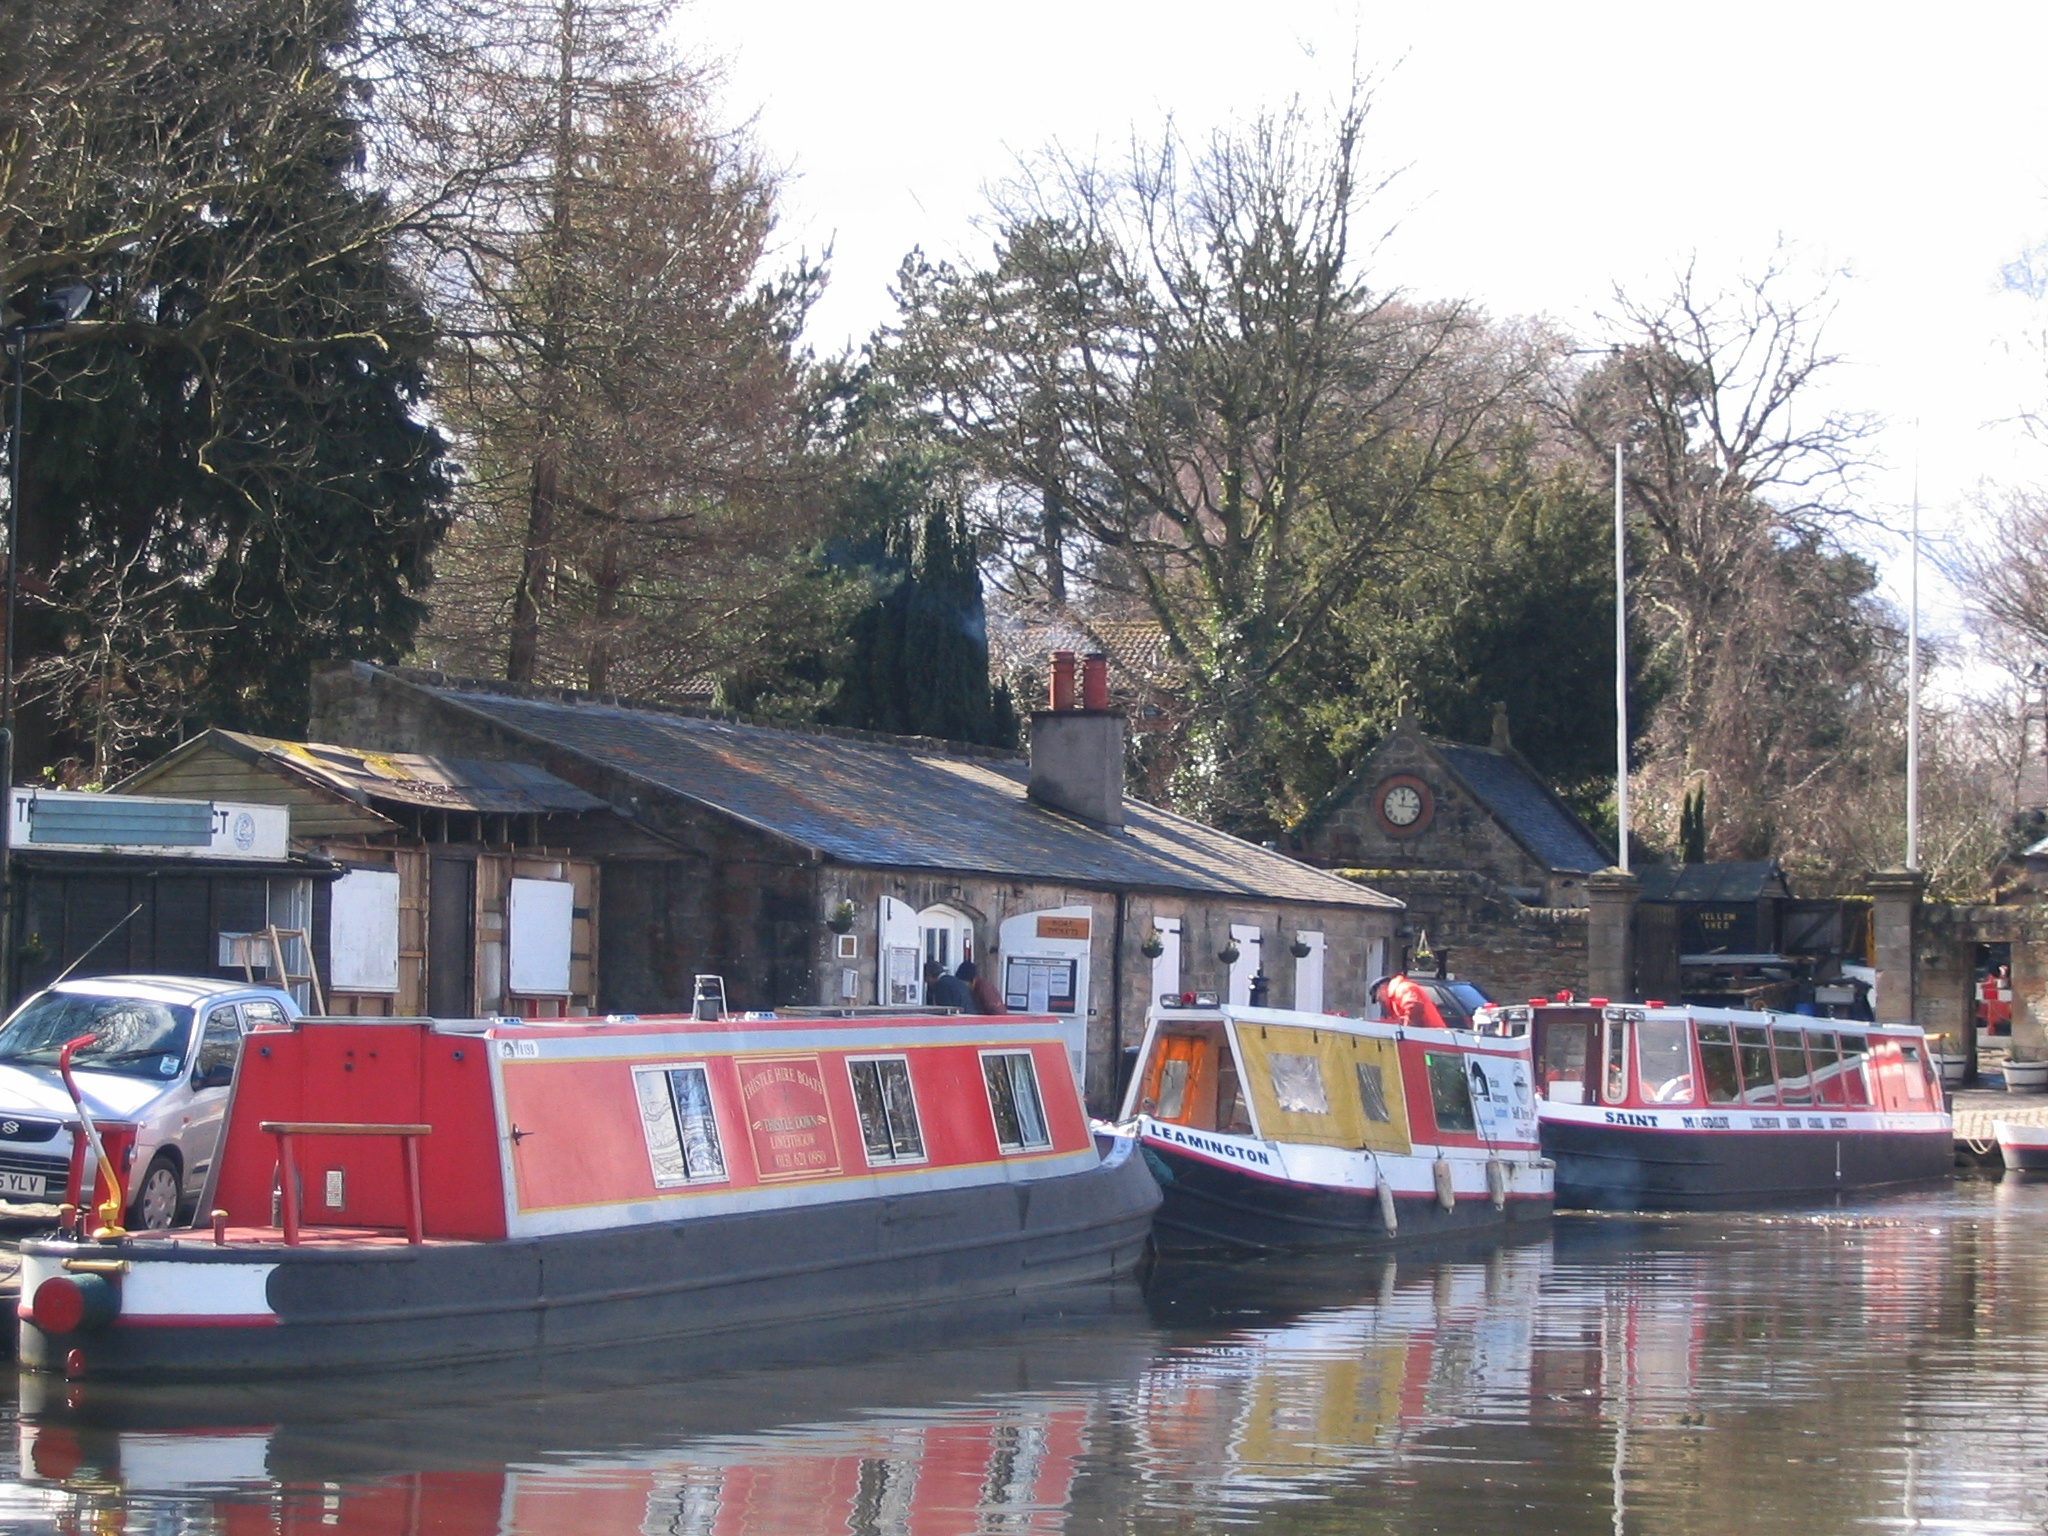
0,1171 -> 52,1198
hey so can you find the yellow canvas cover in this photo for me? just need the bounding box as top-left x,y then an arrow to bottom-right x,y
1231,1021 -> 1412,1153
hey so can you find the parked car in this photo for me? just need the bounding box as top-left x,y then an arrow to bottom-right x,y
0,975 -> 301,1229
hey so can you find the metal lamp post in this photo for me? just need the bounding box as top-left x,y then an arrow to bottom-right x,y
0,282 -> 95,1006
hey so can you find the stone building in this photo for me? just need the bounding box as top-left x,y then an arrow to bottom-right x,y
1286,708 -> 1613,1002
303,661 -> 1403,1110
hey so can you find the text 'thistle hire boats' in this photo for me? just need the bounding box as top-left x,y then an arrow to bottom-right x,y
1117,1001 -> 1553,1252
16,1008 -> 1159,1379
1485,999 -> 1954,1208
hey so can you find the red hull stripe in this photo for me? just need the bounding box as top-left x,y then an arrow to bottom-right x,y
114,1314 -> 279,1329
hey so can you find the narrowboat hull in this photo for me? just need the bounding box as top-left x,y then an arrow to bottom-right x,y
1995,1121 -> 2048,1172
1541,1106 -> 1954,1210
18,1136 -> 1159,1380
1134,1121 -> 1553,1254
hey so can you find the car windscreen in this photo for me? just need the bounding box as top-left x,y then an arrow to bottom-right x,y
0,993 -> 196,1080
1447,984 -> 1490,1013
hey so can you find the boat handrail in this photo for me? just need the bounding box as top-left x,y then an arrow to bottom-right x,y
259,1122 -> 432,1247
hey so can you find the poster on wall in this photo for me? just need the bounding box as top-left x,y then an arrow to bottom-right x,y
329,868 -> 400,993
1004,956 -> 1076,1013
886,947 -> 920,1005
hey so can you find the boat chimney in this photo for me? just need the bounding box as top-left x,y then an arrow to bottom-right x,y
1491,700 -> 1512,751
1029,652 -> 1125,829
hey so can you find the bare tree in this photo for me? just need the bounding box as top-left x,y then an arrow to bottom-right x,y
891,91 -> 1540,830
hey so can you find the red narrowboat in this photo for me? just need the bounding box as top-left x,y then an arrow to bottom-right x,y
16,1010 -> 1158,1379
1116,1004 -> 1553,1252
1486,1001 -> 1954,1208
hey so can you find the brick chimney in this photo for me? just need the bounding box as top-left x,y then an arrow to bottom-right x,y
1029,652 -> 1125,828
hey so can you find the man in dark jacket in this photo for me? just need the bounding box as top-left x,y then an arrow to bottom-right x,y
958,958 -> 1005,1014
926,960 -> 974,1011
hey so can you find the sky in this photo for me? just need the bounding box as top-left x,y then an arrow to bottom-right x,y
685,0 -> 2048,673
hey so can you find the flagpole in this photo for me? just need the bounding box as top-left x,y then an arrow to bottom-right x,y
1615,442 -> 1629,874
1906,442 -> 1920,871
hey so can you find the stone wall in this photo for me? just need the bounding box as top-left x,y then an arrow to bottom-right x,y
821,867 -> 1398,1111
1333,868 -> 1588,1003
1293,733 -> 1554,895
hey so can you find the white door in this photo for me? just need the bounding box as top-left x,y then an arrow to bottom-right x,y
1150,916 -> 1182,1005
1228,924 -> 1262,1007
917,905 -> 974,980
879,897 -> 921,1005
1294,930 -> 1326,1014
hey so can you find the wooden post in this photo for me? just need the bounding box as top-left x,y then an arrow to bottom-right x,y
274,1129 -> 301,1247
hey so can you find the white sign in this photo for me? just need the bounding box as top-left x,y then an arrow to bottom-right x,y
11,789 -> 289,860
1468,1054 -> 1538,1144
329,868 -> 401,993
508,877 -> 575,996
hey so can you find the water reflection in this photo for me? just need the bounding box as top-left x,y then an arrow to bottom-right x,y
9,1180 -> 2048,1533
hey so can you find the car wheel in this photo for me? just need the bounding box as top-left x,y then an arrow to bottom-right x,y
130,1153 -> 183,1232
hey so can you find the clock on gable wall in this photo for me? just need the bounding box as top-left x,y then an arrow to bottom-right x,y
1371,773 -> 1434,837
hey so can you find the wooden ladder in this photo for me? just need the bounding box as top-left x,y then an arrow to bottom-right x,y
240,925 -> 327,1015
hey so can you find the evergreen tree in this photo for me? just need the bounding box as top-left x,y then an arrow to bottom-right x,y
9,0 -> 451,779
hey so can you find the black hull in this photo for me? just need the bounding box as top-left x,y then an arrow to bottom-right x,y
1542,1120 -> 1954,1210
1141,1142 -> 1552,1255
21,1151 -> 1160,1380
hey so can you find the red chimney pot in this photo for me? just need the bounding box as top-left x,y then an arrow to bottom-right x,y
1049,650 -> 1077,711
1081,652 -> 1109,710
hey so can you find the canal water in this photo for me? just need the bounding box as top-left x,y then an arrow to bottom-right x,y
5,1177 -> 2046,1534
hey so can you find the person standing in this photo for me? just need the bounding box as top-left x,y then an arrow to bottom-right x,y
1379,972 -> 1447,1030
959,958 -> 1005,1014
926,960 -> 974,1011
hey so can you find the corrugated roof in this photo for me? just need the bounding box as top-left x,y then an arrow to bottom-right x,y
1636,861 -> 1793,903
411,681 -> 1396,909
1435,744 -> 1611,875
217,730 -> 607,816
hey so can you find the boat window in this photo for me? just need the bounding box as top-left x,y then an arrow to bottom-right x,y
1539,1018 -> 1591,1104
1269,1052 -> 1330,1115
1216,1041 -> 1253,1134
1772,1027 -> 1813,1106
1809,1032 -> 1846,1106
1734,1025 -> 1778,1104
632,1064 -> 728,1186
1837,1031 -> 1872,1106
1424,1051 -> 1477,1134
1637,1019 -> 1694,1104
1356,1061 -> 1392,1122
1899,1042 -> 1929,1103
1696,1023 -> 1741,1104
847,1056 -> 925,1165
982,1051 -> 1053,1152
1155,1058 -> 1192,1120
1603,1019 -> 1629,1103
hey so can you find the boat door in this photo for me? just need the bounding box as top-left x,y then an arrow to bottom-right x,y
1532,1007 -> 1598,1103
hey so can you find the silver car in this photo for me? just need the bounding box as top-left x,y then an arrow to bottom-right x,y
0,975 -> 300,1229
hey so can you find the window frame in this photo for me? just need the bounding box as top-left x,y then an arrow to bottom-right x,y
979,1048 -> 1055,1154
845,1053 -> 927,1167
631,1062 -> 730,1188
191,1004 -> 241,1086
1423,1050 -> 1478,1135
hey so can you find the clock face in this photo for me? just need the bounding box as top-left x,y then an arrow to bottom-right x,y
1373,775 -> 1434,836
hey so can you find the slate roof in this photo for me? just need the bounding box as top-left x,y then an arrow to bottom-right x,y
1433,744 -> 1611,875
397,675 -> 1396,909
123,728 -> 607,816
1635,861 -> 1793,903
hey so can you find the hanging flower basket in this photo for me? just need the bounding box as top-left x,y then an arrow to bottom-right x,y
1140,930 -> 1165,959
1289,938 -> 1312,960
1218,943 -> 1240,966
826,900 -> 857,935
